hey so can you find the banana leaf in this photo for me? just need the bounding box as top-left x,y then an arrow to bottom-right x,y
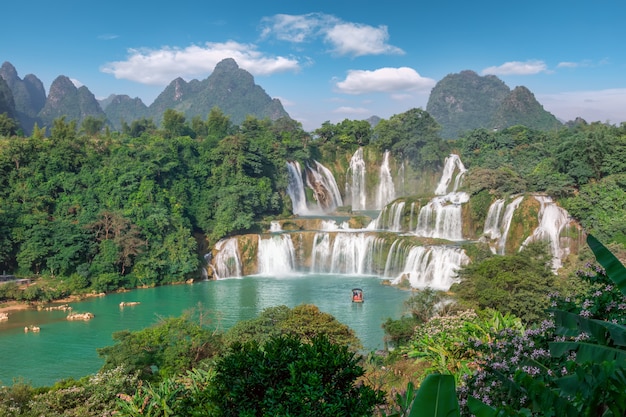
550,341 -> 626,363
553,310 -> 626,347
587,234 -> 626,295
409,374 -> 460,417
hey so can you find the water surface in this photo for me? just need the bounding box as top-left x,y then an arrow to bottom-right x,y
0,274 -> 411,386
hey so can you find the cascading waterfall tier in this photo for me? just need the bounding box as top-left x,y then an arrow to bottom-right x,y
344,147 -> 396,211
376,150 -> 395,209
286,160 -> 343,215
210,227 -> 469,292
346,147 -> 367,211
257,234 -> 296,276
522,195 -> 576,271
209,152 -> 582,290
435,154 -> 467,195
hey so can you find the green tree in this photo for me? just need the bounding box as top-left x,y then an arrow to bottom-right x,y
50,116 -> 77,141
80,116 -> 105,136
97,311 -> 223,381
452,242 -> 555,323
208,334 -> 385,417
373,108 -> 444,169
224,304 -> 362,350
0,113 -> 18,136
161,109 -> 191,139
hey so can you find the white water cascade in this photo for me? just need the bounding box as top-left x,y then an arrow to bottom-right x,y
306,161 -> 344,211
371,201 -> 406,231
376,150 -> 395,209
383,240 -> 469,290
257,234 -> 296,276
286,161 -> 312,215
415,192 -> 470,241
494,196 -> 524,255
522,196 -> 573,271
209,151 -> 581,290
311,231 -> 383,275
435,154 -> 467,195
483,199 -> 505,239
212,238 -> 242,279
286,160 -> 343,215
346,147 -> 367,210
410,153 -> 469,241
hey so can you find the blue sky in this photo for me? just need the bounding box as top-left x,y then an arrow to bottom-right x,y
2,0 -> 625,131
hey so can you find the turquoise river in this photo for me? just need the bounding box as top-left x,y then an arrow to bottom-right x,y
0,274 -> 412,387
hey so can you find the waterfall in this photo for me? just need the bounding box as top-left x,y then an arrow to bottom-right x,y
311,232 -> 380,275
287,160 -> 343,214
384,242 -> 469,290
495,196 -> 524,255
270,221 -> 282,233
212,238 -> 242,279
435,154 -> 467,195
371,201 -> 406,231
375,150 -> 395,209
286,161 -> 312,215
306,161 -> 344,211
346,147 -> 367,210
257,234 -> 296,276
522,196 -> 572,271
483,199 -> 505,239
415,192 -> 469,241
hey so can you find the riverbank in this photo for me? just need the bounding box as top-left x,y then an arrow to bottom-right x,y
0,301 -> 32,313
0,292 -> 107,314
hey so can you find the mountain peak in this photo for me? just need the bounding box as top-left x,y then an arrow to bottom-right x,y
214,58 -> 239,73
426,71 -> 560,138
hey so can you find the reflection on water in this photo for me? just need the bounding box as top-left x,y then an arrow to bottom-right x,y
0,274 -> 411,386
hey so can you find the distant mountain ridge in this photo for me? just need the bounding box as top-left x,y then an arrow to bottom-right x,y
2,62 -> 562,137
426,70 -> 561,138
0,58 -> 291,134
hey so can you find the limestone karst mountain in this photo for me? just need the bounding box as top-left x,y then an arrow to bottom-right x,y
0,61 -> 46,134
0,58 -> 291,134
426,70 -> 561,138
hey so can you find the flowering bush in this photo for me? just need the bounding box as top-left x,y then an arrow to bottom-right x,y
458,235 -> 626,416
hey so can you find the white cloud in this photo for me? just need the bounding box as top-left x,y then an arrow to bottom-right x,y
335,67 -> 436,95
260,13 -> 332,42
324,23 -> 404,56
70,78 -> 83,88
261,13 -> 403,57
537,88 -> 626,124
101,41 -> 300,85
333,106 -> 371,115
481,60 -> 548,76
557,61 -> 579,68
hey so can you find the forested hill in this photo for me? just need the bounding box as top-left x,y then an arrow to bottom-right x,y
427,70 -> 561,139
0,59 -> 291,135
0,106 -> 624,297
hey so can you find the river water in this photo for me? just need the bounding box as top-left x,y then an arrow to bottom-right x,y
0,274 -> 412,387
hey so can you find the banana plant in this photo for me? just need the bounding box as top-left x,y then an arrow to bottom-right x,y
407,374 -> 460,417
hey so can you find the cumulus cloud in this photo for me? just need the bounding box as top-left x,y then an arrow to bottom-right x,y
481,60 -> 548,75
261,13 -> 403,56
335,67 -> 436,95
70,78 -> 83,88
324,23 -> 404,56
101,41 -> 300,85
